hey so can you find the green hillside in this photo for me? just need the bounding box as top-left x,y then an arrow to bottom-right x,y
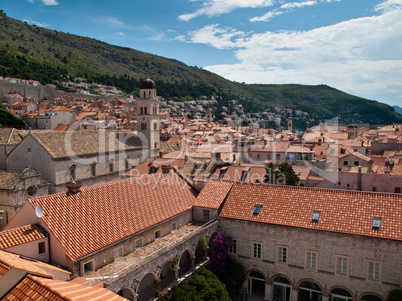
0,10 -> 399,126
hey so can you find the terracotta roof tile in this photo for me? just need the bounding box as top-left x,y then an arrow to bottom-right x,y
3,274 -> 127,301
193,180 -> 233,209
26,130 -> 143,159
28,173 -> 195,260
0,224 -> 45,249
0,250 -> 66,279
220,183 -> 402,241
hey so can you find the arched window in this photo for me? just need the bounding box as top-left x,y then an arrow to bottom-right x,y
140,107 -> 143,115
144,107 -> 147,115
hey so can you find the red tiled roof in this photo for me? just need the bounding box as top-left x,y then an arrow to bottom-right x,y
0,250 -> 61,279
220,183 -> 402,241
193,180 -> 233,209
2,274 -> 127,301
28,174 -> 195,260
0,224 -> 45,250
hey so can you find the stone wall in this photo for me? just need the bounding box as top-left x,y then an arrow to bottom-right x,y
220,218 -> 401,300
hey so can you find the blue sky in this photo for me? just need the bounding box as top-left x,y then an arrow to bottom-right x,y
2,0 -> 402,107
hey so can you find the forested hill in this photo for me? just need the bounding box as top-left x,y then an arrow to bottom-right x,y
0,11 -> 399,126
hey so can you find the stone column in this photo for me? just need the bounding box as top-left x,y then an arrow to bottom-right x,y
264,283 -> 273,301
322,296 -> 330,301
291,289 -> 298,301
173,266 -> 180,280
191,255 -> 195,268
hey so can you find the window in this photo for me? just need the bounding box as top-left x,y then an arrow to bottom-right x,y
252,205 -> 263,216
154,123 -> 157,130
372,187 -> 377,192
109,162 -> 113,173
135,239 -> 142,250
27,148 -> 31,152
306,251 -> 317,270
171,222 -> 177,232
278,247 -> 287,264
140,107 -> 143,115
90,164 -> 96,177
343,161 -> 348,166
372,218 -> 381,230
395,187 -> 401,194
114,248 -> 123,260
125,158 -> 129,170
336,256 -> 349,275
38,241 -> 46,254
368,261 -> 381,281
354,161 -> 359,166
155,230 -> 161,240
311,211 -> 320,223
27,185 -> 37,197
276,154 -> 280,160
70,168 -> 75,181
253,242 -> 261,259
202,209 -> 210,221
83,261 -> 94,274
229,239 -> 237,254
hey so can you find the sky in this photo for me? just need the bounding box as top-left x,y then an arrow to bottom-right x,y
2,0 -> 402,107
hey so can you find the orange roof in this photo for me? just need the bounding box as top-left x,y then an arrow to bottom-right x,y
2,274 -> 127,301
0,224 -> 45,250
193,180 -> 234,209
27,174 -> 195,260
220,183 -> 402,241
0,250 -> 67,279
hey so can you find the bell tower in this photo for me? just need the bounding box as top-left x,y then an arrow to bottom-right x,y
137,78 -> 160,159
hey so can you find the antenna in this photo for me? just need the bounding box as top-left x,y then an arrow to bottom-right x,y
35,205 -> 44,219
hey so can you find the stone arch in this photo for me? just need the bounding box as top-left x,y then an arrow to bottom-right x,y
159,260 -> 175,291
247,269 -> 267,299
296,278 -> 324,301
117,287 -> 135,301
295,278 -> 324,292
136,272 -> 158,301
178,249 -> 193,277
194,235 -> 206,265
207,232 -> 219,257
269,273 -> 293,286
358,292 -> 384,301
271,274 -> 293,301
328,285 -> 354,300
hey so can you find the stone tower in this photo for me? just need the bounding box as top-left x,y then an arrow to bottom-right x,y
287,117 -> 293,133
206,108 -> 212,124
137,78 -> 160,159
347,124 -> 358,140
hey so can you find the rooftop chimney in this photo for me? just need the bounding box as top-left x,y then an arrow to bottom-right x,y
161,164 -> 171,174
66,181 -> 81,195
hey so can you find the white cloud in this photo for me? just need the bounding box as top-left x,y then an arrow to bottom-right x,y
251,0 -> 342,23
374,0 -> 402,12
280,1 -> 317,10
185,24 -> 246,49
42,0 -> 59,5
179,0 -> 274,21
249,8 -> 283,22
24,18 -> 48,27
197,3 -> 402,105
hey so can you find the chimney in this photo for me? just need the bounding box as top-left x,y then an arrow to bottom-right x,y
357,166 -> 362,191
66,181 -> 81,194
161,164 -> 171,174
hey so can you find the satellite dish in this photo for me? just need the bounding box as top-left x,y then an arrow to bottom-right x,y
35,205 -> 44,219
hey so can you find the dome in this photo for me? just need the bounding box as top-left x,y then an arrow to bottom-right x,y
140,78 -> 156,89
